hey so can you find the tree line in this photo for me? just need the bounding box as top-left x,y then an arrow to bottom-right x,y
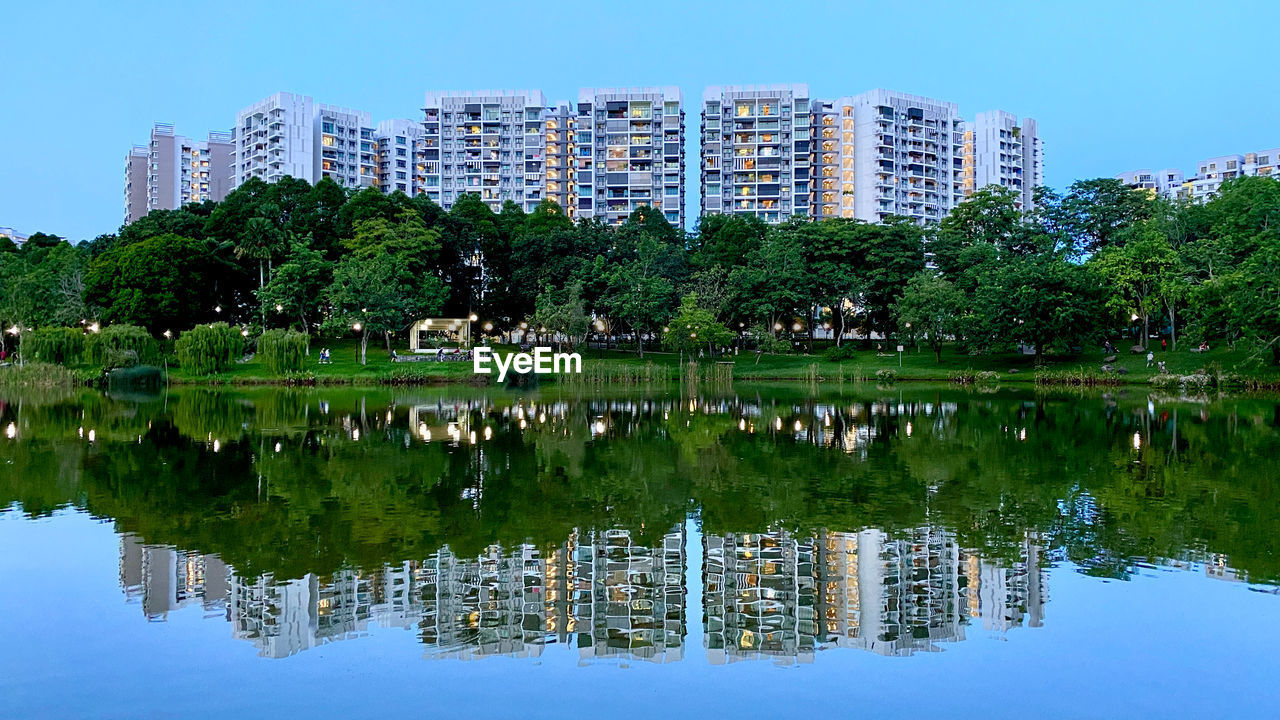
2,173 -> 1279,366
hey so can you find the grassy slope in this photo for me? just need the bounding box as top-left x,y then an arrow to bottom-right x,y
153,338 -> 1280,386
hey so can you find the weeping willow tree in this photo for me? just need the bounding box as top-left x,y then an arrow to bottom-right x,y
174,323 -> 245,375
257,329 -> 308,374
86,324 -> 159,368
25,327 -> 84,365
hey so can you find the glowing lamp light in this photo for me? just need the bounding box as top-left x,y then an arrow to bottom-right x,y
352,322 -> 363,332
163,330 -> 172,339
241,329 -> 249,337
275,304 -> 283,312
483,322 -> 494,332
214,305 -> 222,313
88,323 -> 100,333
469,313 -> 479,322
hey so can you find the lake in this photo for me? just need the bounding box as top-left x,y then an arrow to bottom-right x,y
1,384 -> 1278,719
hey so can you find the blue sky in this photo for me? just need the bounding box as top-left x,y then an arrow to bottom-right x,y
2,0 -> 1278,241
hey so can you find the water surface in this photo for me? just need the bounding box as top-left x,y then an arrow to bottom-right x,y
1,385 -> 1277,719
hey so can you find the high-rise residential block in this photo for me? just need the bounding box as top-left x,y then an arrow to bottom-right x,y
421,90 -> 547,213
576,87 -> 685,226
124,146 -> 149,224
964,110 -> 1042,210
315,104 -> 374,189
374,119 -> 427,196
700,84 -> 812,223
699,87 -> 978,225
235,91 -> 316,186
123,122 -> 233,223
842,89 -> 966,224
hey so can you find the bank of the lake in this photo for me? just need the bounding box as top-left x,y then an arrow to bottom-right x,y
146,340 -> 1280,388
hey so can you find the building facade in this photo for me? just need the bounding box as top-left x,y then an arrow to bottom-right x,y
235,91 -> 317,186
421,90 -> 547,213
123,123 -> 233,223
964,110 -> 1043,210
576,87 -> 685,226
374,119 -> 427,196
700,84 -> 812,223
1120,146 -> 1280,202
315,104 -> 374,189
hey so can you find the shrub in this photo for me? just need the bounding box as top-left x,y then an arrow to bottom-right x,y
0,362 -> 75,388
108,365 -> 164,390
823,344 -> 857,362
948,368 -> 977,384
258,329 -> 309,375
875,368 -> 898,383
175,323 -> 245,375
25,327 -> 84,364
975,370 -> 1001,385
86,324 -> 159,368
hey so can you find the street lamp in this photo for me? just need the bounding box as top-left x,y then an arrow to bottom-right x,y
163,330 -> 172,340
353,322 -> 362,332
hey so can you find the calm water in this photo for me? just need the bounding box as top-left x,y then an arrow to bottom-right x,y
1,384 -> 1278,719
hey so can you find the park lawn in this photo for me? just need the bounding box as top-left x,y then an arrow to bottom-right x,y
155,338 -> 1278,386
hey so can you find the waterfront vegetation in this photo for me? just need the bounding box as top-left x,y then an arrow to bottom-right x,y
3,174 -> 1280,386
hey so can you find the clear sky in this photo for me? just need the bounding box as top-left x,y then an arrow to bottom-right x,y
3,0 -> 1278,241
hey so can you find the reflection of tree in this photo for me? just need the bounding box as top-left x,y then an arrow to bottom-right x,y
1,387 -> 1277,583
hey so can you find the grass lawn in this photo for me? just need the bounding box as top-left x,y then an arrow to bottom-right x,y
152,337 -> 1280,387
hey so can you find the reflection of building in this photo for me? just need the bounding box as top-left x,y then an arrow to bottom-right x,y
704,531 -> 817,664
573,527 -> 686,663
119,534 -> 227,620
117,522 -> 1063,663
417,545 -> 549,660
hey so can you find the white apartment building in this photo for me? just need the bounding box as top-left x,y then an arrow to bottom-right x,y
699,87 -> 971,225
374,119 -> 427,196
1121,146 -> 1280,203
316,104 -> 375,189
421,90 -> 547,213
1190,154 -> 1245,200
842,89 -> 966,224
700,84 -> 812,223
235,92 -> 316,186
123,123 -> 233,223
1116,168 -> 1186,200
576,87 -> 684,226
964,110 -> 1042,210
1243,148 -> 1280,181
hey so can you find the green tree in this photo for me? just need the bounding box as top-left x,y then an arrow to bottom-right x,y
1092,229 -> 1181,349
326,252 -> 446,365
663,293 -> 735,357
257,241 -> 332,332
894,273 -> 965,362
84,234 -> 217,332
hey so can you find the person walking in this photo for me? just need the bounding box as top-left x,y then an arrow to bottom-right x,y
1146,350 -> 1155,368
1161,338 -> 1167,351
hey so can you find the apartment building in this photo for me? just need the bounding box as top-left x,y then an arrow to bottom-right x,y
700,84 -> 812,223
964,110 -> 1043,210
123,123 -> 234,223
315,104 -> 375,189
699,87 -> 972,225
1116,168 -> 1187,200
576,87 -> 685,226
0,227 -> 28,247
374,119 -> 427,196
124,147 -> 149,224
421,90 -> 547,213
235,91 -> 316,186
1120,145 -> 1280,203
842,89 -> 966,224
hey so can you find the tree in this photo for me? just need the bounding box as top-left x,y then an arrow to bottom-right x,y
1039,178 -> 1155,255
1215,234 -> 1280,364
326,252 -> 446,365
894,273 -> 965,362
971,253 -> 1107,360
663,294 -> 735,358
530,282 -> 589,351
257,240 -> 332,332
84,234 -> 216,332
1092,229 -> 1181,349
